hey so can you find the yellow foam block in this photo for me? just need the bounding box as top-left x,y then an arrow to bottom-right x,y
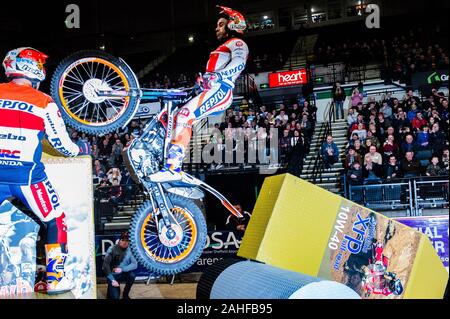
238,173 -> 448,299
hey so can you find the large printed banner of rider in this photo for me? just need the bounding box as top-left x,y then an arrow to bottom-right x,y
0,0 -> 448,306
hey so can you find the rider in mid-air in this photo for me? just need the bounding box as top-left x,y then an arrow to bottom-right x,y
0,47 -> 82,294
150,5 -> 249,182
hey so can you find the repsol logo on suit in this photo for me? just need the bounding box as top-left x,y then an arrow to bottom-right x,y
0,99 -> 34,113
199,88 -> 227,115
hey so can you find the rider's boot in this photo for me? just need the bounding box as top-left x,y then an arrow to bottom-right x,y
45,244 -> 73,295
149,143 -> 184,183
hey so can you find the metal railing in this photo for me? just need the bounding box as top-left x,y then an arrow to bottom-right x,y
346,176 -> 449,216
311,101 -> 334,183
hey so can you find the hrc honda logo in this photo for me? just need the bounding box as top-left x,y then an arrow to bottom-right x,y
0,149 -> 21,159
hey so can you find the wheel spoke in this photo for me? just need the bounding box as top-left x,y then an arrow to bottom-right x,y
65,72 -> 84,85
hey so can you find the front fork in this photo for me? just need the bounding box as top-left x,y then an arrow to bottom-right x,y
145,181 -> 179,240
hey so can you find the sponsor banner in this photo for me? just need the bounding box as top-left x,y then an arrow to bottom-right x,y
412,69 -> 449,89
319,201 -> 422,299
95,230 -> 242,277
133,102 -> 161,119
0,200 -> 40,298
395,216 -> 448,270
268,69 -> 308,88
42,156 -> 96,298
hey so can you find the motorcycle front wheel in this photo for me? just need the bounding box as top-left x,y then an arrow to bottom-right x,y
129,194 -> 207,275
50,50 -> 140,135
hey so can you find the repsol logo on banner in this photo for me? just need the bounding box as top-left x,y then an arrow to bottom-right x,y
0,133 -> 26,141
268,69 -> 308,88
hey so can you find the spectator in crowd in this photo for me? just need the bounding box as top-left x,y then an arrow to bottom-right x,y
364,145 -> 383,165
381,134 -> 400,161
366,130 -> 381,149
441,148 -> 449,173
379,102 -> 393,120
353,139 -> 365,157
111,139 -> 124,166
385,155 -> 401,180
279,129 -> 291,163
333,82 -> 347,120
401,151 -> 421,178
345,146 -> 362,170
109,178 -> 123,215
411,112 -> 428,132
347,162 -> 363,185
107,167 -> 122,185
416,125 -> 430,150
102,232 -> 137,300
353,123 -> 367,141
225,203 -> 252,238
426,155 -> 443,177
363,156 -> 383,181
347,108 -> 358,126
401,134 -> 417,155
351,88 -> 364,107
321,135 -> 340,169
430,122 -> 447,154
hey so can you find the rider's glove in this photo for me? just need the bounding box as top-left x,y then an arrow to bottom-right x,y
202,72 -> 222,90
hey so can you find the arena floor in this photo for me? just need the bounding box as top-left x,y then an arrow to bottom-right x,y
96,274 -> 199,299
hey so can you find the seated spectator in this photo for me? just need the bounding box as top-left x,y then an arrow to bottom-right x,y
393,109 -> 410,131
401,134 -> 418,155
320,135 -> 340,169
366,130 -> 381,149
345,147 -> 362,170
407,103 -> 419,122
349,114 -> 366,133
351,88 -> 364,107
381,134 -> 400,161
426,155 -> 443,177
353,123 -> 368,141
416,125 -> 431,149
441,148 -> 449,173
363,156 -> 383,181
347,108 -> 358,126
430,122 -> 447,154
347,162 -> 364,185
411,112 -> 428,132
400,151 -> 421,178
379,102 -> 393,119
347,133 -> 360,149
353,139 -> 365,157
364,145 -> 383,165
385,155 -> 401,180
276,110 -> 288,123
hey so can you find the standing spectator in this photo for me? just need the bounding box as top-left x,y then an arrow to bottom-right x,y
111,139 -> 124,166
333,82 -> 347,120
321,135 -> 340,169
385,155 -> 401,180
401,151 -> 421,178
364,145 -> 383,165
279,129 -> 291,163
102,232 -> 137,300
109,178 -> 123,215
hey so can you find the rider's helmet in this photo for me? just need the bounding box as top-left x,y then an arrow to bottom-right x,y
217,5 -> 246,35
2,47 -> 48,86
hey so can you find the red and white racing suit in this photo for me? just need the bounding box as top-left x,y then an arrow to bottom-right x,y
0,82 -> 80,246
166,37 -> 249,170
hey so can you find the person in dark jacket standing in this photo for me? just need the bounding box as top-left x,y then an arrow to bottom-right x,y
102,232 -> 138,299
333,82 -> 347,120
